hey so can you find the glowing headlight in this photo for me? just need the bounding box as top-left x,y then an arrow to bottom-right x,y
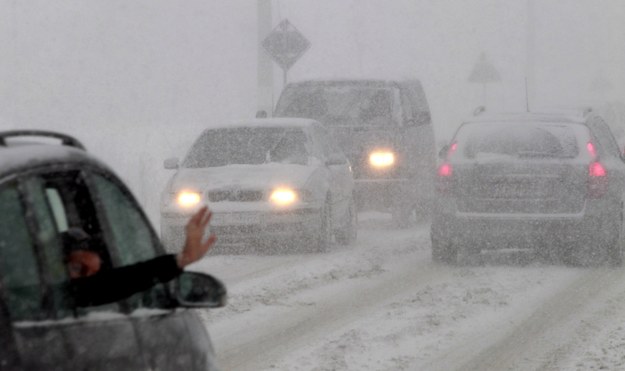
369,150 -> 395,168
176,191 -> 201,208
270,188 -> 297,206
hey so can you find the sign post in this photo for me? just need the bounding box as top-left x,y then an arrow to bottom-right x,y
468,52 -> 501,107
262,19 -> 311,86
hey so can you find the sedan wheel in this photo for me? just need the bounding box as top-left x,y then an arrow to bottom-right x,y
314,202 -> 332,252
336,199 -> 357,245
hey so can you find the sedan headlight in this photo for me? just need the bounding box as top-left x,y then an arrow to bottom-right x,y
177,190 -> 201,208
369,150 -> 395,169
270,187 -> 298,206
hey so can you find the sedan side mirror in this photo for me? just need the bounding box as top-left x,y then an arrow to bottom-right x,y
174,272 -> 227,308
164,157 -> 179,169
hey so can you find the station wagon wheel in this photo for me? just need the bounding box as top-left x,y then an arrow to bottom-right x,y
336,197 -> 357,245
608,202 -> 625,266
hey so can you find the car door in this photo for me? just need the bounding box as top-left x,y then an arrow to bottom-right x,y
85,170 -> 215,370
2,170 -> 147,370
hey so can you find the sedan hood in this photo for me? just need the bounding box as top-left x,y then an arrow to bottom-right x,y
169,163 -> 315,192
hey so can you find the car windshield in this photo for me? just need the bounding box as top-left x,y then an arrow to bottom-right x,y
182,127 -> 308,168
456,122 -> 580,159
275,85 -> 394,126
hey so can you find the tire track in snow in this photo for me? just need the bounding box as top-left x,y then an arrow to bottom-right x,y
425,267 -> 625,371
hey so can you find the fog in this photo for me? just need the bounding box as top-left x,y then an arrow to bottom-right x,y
5,1 -> 625,370
1,1 -> 624,224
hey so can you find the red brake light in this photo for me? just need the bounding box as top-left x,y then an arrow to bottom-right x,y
449,142 -> 458,155
589,161 -> 606,177
438,163 -> 453,177
587,142 -> 597,158
588,161 -> 608,198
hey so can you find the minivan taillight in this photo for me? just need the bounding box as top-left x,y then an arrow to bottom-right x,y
588,161 -> 608,198
437,162 -> 453,193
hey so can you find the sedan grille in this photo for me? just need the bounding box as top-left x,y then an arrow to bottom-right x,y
208,189 -> 265,202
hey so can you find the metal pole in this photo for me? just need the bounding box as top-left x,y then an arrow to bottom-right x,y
526,0 -> 535,109
257,0 -> 274,116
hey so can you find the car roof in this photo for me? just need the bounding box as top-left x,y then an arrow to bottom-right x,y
463,111 -> 590,125
206,118 -> 319,130
284,79 -> 417,88
0,132 -> 112,181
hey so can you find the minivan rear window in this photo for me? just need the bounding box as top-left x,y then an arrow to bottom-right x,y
456,122 -> 581,159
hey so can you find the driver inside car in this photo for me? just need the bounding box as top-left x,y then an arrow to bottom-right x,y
61,206 -> 216,308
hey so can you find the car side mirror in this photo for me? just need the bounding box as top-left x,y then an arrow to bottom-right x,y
438,144 -> 450,159
174,272 -> 227,308
164,157 -> 179,169
326,153 -> 346,166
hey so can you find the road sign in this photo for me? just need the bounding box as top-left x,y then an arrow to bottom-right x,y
468,52 -> 501,83
262,19 -> 311,72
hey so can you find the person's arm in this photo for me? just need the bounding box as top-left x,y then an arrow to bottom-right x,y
68,254 -> 181,307
69,206 -> 217,307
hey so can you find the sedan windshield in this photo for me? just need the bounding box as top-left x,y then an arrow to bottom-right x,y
182,127 -> 308,168
457,122 -> 581,159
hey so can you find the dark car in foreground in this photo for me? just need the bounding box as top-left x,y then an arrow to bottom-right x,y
273,79 -> 436,226
431,110 -> 625,266
161,119 -> 356,253
0,131 -> 225,370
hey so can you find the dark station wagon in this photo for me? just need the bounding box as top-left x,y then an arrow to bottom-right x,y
0,131 -> 225,370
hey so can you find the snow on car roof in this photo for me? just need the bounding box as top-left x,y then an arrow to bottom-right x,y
0,143 -> 111,179
464,111 -> 588,125
209,118 -> 319,130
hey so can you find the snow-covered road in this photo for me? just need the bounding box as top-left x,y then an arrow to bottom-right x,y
190,213 -> 625,371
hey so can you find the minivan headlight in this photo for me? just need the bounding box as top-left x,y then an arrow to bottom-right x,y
369,150 -> 395,168
177,191 -> 201,208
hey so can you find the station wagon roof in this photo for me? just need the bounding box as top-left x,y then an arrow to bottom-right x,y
464,112 -> 588,125
0,144 -> 111,181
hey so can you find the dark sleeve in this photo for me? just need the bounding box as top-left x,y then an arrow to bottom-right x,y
69,254 -> 182,307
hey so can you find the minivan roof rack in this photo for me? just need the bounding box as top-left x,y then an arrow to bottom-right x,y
0,130 -> 86,150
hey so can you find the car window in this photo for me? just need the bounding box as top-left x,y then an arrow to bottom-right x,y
590,118 -> 621,158
0,183 -> 43,321
89,173 -> 158,266
456,122 -> 580,159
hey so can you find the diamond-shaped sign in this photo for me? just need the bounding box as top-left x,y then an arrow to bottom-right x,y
262,19 -> 311,71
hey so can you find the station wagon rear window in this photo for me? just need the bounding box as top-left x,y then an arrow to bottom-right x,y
456,122 -> 582,159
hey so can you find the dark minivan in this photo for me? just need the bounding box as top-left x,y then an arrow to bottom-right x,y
0,131 -> 225,370
273,79 -> 436,226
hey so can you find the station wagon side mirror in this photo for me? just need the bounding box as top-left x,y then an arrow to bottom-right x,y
174,271 -> 227,308
326,153 -> 347,166
164,157 -> 179,169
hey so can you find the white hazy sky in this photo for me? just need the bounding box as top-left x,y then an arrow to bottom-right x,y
0,1 -> 623,221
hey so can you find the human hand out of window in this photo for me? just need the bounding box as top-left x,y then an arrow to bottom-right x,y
176,206 -> 217,268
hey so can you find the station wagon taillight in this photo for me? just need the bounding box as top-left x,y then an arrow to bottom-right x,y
588,161 -> 608,198
436,162 -> 453,193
